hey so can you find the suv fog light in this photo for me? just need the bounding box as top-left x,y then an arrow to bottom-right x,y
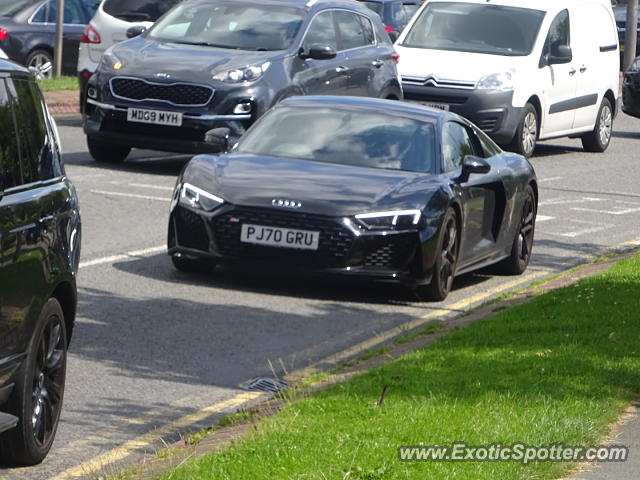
233,102 -> 252,115
87,87 -> 97,99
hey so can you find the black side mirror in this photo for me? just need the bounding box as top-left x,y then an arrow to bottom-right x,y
126,25 -> 147,39
388,30 -> 399,43
300,44 -> 337,60
459,155 -> 491,182
204,127 -> 231,153
547,44 -> 572,65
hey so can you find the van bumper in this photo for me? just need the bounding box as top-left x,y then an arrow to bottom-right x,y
403,84 -> 521,145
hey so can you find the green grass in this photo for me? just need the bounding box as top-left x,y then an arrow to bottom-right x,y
157,253 -> 640,480
37,75 -> 78,92
393,321 -> 445,345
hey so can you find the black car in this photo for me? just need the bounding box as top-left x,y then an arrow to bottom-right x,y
358,0 -> 420,40
0,0 -> 98,78
0,60 -> 81,465
622,56 -> 640,117
168,96 -> 538,301
614,1 -> 640,65
83,0 -> 403,163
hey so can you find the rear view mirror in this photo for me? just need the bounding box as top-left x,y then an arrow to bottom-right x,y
459,155 -> 491,182
205,127 -> 231,153
547,44 -> 572,65
126,25 -> 147,39
300,44 -> 337,60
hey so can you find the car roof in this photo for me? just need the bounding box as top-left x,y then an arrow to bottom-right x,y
279,95 -> 450,122
187,0 -> 371,11
426,0 -> 611,14
0,59 -> 31,75
357,0 -> 420,3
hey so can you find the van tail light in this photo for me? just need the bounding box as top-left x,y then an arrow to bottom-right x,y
80,25 -> 101,44
391,53 -> 400,64
0,28 -> 7,41
384,24 -> 393,34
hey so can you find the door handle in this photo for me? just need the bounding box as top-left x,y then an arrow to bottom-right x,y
569,67 -> 576,75
371,59 -> 384,68
580,65 -> 587,73
335,66 -> 349,74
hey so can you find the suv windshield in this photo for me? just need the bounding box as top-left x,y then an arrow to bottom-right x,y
237,106 -> 437,174
147,2 -> 305,51
103,0 -> 182,22
402,2 -> 545,56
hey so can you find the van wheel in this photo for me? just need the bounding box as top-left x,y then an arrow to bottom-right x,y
87,137 -> 131,163
0,299 -> 67,466
508,103 -> 538,158
581,98 -> 613,152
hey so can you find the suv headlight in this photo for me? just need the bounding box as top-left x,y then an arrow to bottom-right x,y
354,210 -> 423,231
212,62 -> 271,83
100,51 -> 124,71
628,57 -> 640,73
477,69 -> 515,91
179,183 -> 224,211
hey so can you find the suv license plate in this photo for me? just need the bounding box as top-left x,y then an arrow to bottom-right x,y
240,224 -> 320,251
127,108 -> 183,127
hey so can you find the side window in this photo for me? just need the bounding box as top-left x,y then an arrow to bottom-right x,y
32,2 -> 53,23
391,2 -> 406,24
32,0 -> 84,24
359,15 -> 376,45
0,80 -> 20,191
7,78 -> 57,184
335,10 -> 368,50
543,9 -> 570,58
303,11 -> 337,51
442,122 -> 476,172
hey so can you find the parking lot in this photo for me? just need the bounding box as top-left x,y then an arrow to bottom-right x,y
0,110 -> 636,479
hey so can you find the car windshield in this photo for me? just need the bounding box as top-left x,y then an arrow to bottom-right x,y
147,2 -> 305,51
0,0 -> 30,16
402,2 -> 545,56
103,0 -> 182,22
237,106 -> 437,174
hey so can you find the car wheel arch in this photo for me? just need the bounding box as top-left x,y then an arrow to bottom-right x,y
603,89 -> 617,118
51,281 -> 76,344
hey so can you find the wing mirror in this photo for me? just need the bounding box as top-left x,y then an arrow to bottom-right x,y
204,127 -> 231,153
126,25 -> 147,39
299,44 -> 337,60
547,44 -> 572,65
459,155 -> 491,183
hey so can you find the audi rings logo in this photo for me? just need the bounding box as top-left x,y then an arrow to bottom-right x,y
272,199 -> 302,209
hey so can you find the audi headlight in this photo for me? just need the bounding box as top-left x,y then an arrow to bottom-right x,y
179,183 -> 224,211
100,51 -> 124,71
477,69 -> 515,91
212,62 -> 271,83
355,210 -> 423,231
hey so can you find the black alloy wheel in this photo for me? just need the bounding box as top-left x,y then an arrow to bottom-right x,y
499,185 -> 536,275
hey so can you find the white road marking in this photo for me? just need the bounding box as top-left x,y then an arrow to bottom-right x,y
571,206 -> 640,216
539,176 -> 564,183
68,173 -> 107,181
537,215 -> 555,222
128,183 -> 175,191
79,246 -> 166,269
538,197 -> 603,206
90,190 -> 170,202
546,219 -> 613,238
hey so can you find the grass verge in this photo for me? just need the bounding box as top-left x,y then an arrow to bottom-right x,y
157,253 -> 640,480
38,75 -> 78,92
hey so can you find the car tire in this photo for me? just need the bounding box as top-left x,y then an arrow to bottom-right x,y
508,103 -> 538,158
87,137 -> 131,163
0,298 -> 67,466
581,98 -> 613,153
26,49 -> 53,80
171,254 -> 216,274
498,185 -> 536,275
416,208 -> 459,301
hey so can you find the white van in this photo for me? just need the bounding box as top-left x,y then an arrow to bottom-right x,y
395,0 -> 620,157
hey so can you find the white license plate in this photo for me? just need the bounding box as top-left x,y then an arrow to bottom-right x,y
127,107 -> 183,127
240,224 -> 320,251
406,100 -> 450,111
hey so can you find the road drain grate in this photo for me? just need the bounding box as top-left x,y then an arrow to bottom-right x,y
242,377 -> 289,393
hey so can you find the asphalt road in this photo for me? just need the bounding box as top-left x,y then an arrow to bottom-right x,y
2,112 -> 640,480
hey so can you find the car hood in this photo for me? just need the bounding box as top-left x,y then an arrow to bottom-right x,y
110,37 -> 278,81
395,45 -> 529,84
182,154 -> 444,217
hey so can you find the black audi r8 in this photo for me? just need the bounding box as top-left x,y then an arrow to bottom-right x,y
167,96 -> 538,300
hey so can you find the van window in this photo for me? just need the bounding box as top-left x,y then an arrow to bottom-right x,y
103,0 -> 182,22
402,2 -> 545,56
543,9 -> 570,58
0,80 -> 20,191
8,79 -> 57,183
